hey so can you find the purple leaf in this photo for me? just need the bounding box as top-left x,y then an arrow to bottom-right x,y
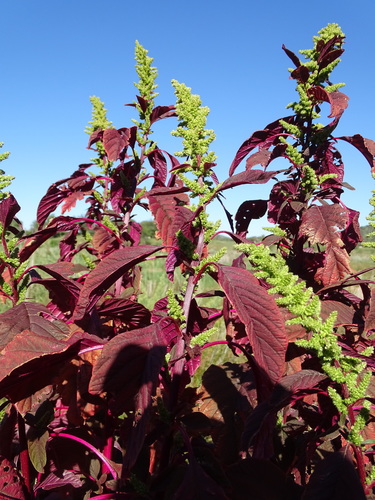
72,245 -> 162,321
216,265 -> 287,386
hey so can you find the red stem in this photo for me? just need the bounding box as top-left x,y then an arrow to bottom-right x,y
18,413 -> 33,499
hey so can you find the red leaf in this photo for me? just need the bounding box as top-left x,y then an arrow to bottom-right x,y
245,150 -> 272,170
89,319 -> 179,471
308,87 -> 349,118
216,265 -> 287,386
338,134 -> 375,174
218,170 -> 278,192
148,187 -> 190,246
37,186 -> 70,227
318,48 -> 344,70
299,204 -> 348,246
0,456 -> 26,499
72,245 -> 162,321
0,195 -> 20,231
61,191 -> 85,214
235,200 -> 268,234
98,297 -> 151,328
282,44 -> 301,67
229,116 -> 292,175
0,302 -> 91,401
150,105 -> 176,124
315,244 -> 352,286
147,149 -> 168,187
291,65 -> 310,83
270,370 -> 327,408
102,129 -> 126,162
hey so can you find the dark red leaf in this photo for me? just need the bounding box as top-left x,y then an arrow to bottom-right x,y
299,204 -> 348,246
328,90 -> 349,118
0,195 -> 20,231
302,448 -> 366,500
72,245 -> 162,321
171,460 -> 229,500
318,48 -> 344,70
61,191 -> 85,214
270,370 -> 327,408
89,319 -> 178,470
282,44 -> 301,67
316,36 -> 344,64
291,65 -> 310,83
235,200 -> 268,234
338,134 -> 375,174
229,116 -> 292,175
36,186 -> 70,227
20,216 -> 81,262
98,297 -> 151,328
150,105 -> 176,124
218,170 -> 279,192
216,265 -> 287,386
308,87 -> 349,118
0,302 -> 93,401
339,208 -> 362,253
147,149 -> 168,187
148,187 -> 190,247
320,300 -> 355,326
0,456 -> 26,499
135,95 -> 148,113
241,370 -> 327,458
314,143 -> 344,188
315,244 -> 352,286
245,150 -> 272,170
102,129 -> 126,162
87,129 -> 103,148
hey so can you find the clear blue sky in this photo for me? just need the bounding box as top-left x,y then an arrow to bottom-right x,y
1,0 -> 375,235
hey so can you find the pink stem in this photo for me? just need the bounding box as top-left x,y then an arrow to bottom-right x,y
50,432 -> 118,479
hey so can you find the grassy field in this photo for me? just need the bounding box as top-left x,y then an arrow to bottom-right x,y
21,228 -> 375,309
